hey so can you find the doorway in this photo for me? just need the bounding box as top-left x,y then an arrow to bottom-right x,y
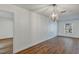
0,10 -> 14,54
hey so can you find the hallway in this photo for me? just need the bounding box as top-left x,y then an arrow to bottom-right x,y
17,36 -> 79,54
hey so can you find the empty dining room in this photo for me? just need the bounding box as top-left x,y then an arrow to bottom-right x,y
0,4 -> 79,54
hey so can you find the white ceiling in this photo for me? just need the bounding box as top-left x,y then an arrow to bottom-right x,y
15,4 -> 79,20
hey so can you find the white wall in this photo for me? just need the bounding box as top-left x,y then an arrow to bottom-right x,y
0,11 -> 13,39
0,5 -> 49,53
58,19 -> 79,38
14,6 -> 48,53
48,20 -> 57,39
0,18 -> 13,38
30,12 -> 48,46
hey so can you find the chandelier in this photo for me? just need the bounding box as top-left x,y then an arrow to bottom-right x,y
50,4 -> 59,22
50,4 -> 66,22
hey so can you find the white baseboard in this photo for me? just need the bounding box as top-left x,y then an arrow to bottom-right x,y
58,35 -> 79,38
48,36 -> 57,39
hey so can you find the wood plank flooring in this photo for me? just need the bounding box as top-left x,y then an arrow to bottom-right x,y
17,36 -> 79,54
0,38 -> 13,54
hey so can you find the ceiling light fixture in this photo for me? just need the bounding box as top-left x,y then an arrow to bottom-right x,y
48,4 -> 66,22
50,4 -> 59,22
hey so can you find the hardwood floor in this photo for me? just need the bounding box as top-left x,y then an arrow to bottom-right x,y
0,38 -> 13,54
17,36 -> 79,54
